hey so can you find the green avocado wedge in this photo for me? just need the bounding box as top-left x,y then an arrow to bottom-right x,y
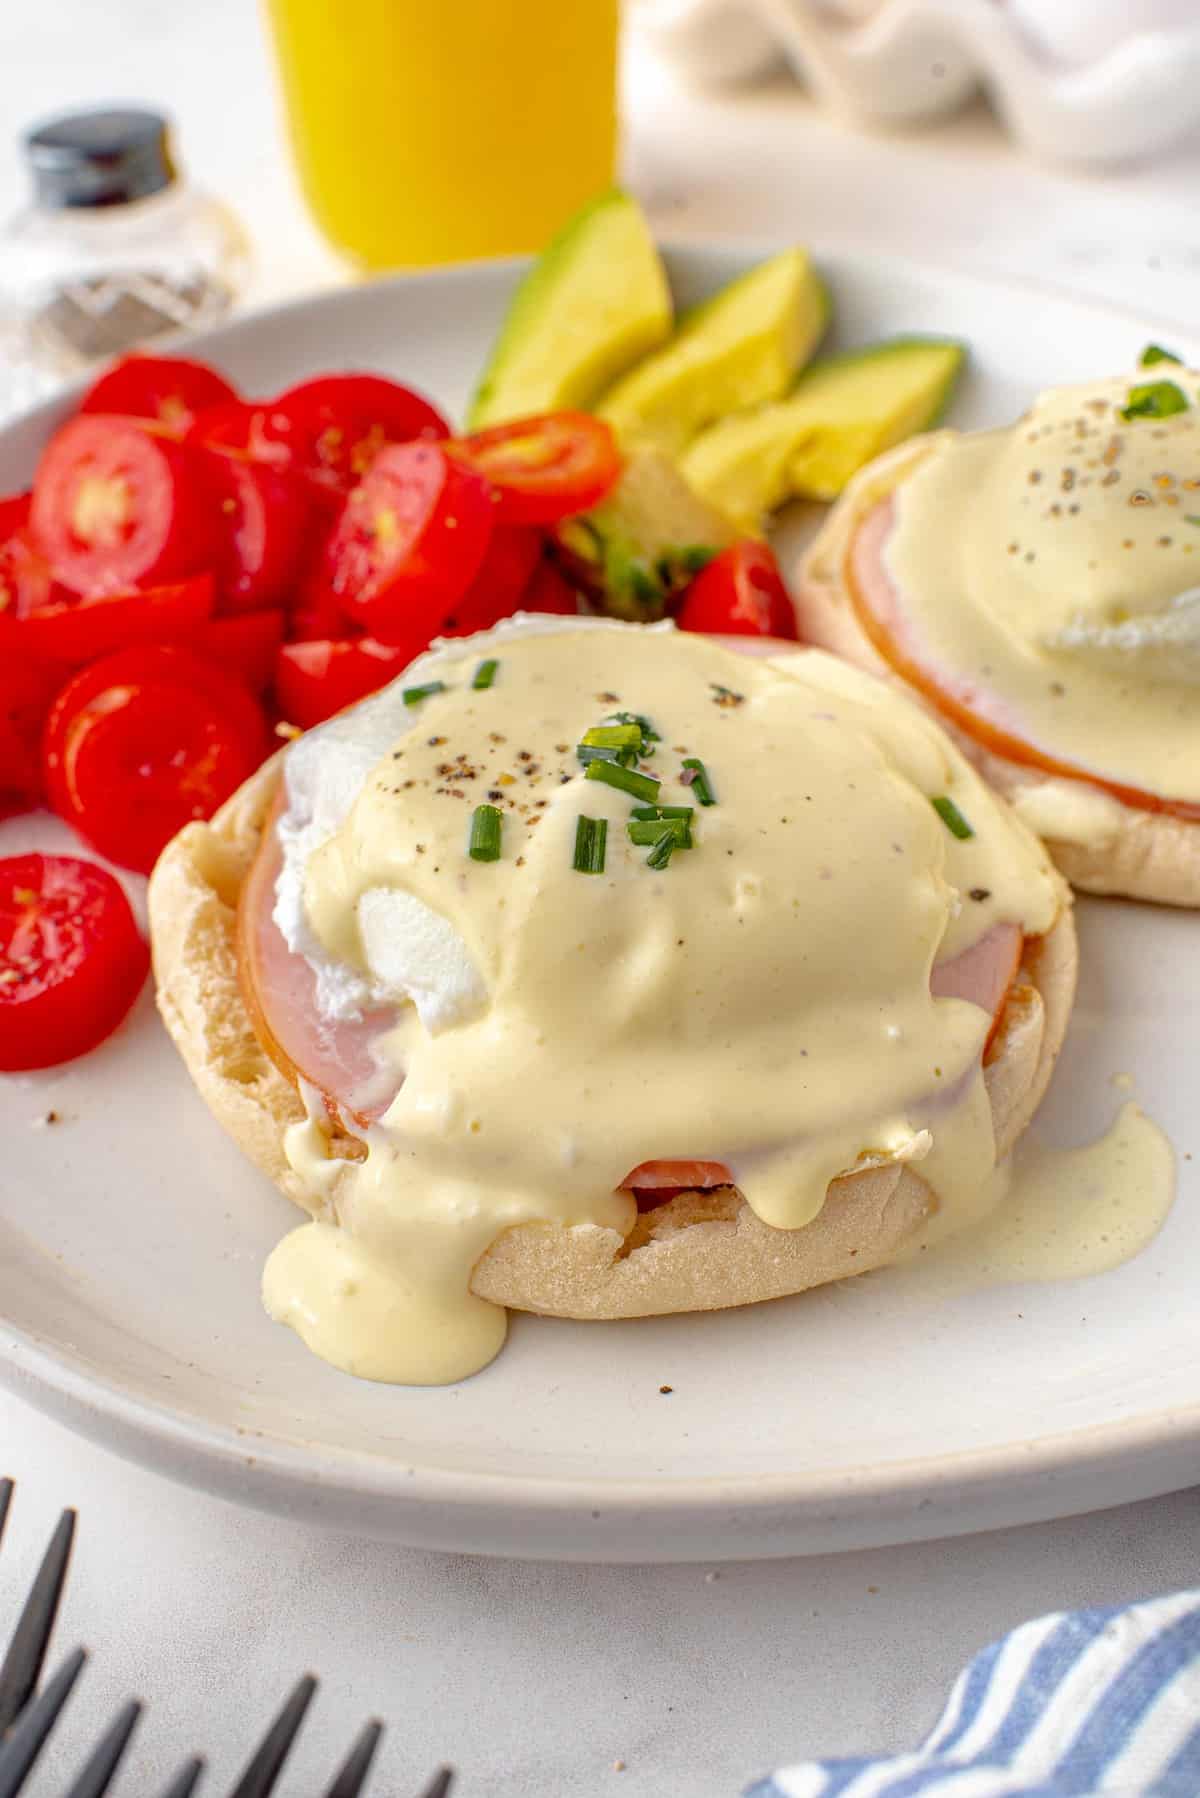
555,449 -> 740,622
680,336 -> 967,531
467,190 -> 673,428
596,248 -> 829,459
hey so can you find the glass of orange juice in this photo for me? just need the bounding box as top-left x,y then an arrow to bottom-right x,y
263,0 -> 619,270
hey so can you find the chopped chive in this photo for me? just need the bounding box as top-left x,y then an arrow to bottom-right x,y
584,759 -> 660,804
1186,515 -> 1200,527
605,710 -> 661,746
931,795 -> 974,841
576,744 -> 638,769
646,828 -> 677,871
1140,343 -> 1182,367
468,804 -> 503,862
631,804 -> 694,821
628,818 -> 690,848
1120,379 -> 1189,421
573,815 -> 607,874
472,659 -> 499,690
582,723 -> 643,750
402,680 -> 446,706
680,757 -> 716,806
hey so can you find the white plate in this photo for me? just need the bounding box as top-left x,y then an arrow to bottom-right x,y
1,247 -> 1197,1562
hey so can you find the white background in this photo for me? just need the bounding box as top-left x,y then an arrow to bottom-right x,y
2,4 -> 1200,1794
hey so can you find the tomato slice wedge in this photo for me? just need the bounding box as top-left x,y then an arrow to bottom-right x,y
31,416 -> 219,595
0,655 -> 67,818
0,853 -> 149,1069
198,450 -> 312,612
43,645 -> 269,872
270,373 -> 450,498
0,492 -> 31,539
79,354 -> 240,434
441,525 -> 543,636
275,637 -> 413,731
676,542 -> 799,639
452,412 -> 621,524
11,574 -> 214,665
183,610 -> 285,692
327,442 -> 494,646
521,557 -> 581,616
0,528 -> 57,618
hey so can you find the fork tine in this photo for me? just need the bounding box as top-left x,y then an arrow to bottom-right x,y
62,1698 -> 141,1798
0,1483 -> 12,1550
321,1718 -> 383,1798
158,1757 -> 204,1798
418,1771 -> 454,1798
0,1647 -> 86,1798
226,1674 -> 317,1798
0,1508 -> 77,1735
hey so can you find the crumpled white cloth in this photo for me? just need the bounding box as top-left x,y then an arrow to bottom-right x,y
749,1589 -> 1200,1797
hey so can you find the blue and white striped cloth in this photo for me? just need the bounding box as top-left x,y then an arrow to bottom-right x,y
750,1590 -> 1200,1797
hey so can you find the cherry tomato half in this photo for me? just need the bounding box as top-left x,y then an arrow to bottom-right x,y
441,525 -> 543,636
11,574 -> 214,666
79,354 -> 240,434
270,374 -> 450,499
275,638 -> 413,731
43,645 -> 268,873
520,558 -> 581,616
453,412 -> 621,525
0,657 -> 67,818
327,442 -> 494,647
0,528 -> 56,618
182,609 -> 284,692
675,542 -> 798,640
31,416 -> 219,596
0,853 -> 149,1069
0,492 -> 31,539
185,399 -> 300,477
200,451 -> 312,613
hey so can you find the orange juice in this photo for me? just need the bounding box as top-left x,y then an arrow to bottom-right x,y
264,0 -> 619,270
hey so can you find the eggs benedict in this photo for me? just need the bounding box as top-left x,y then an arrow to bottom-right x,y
799,368 -> 1200,906
149,617 -> 1075,1385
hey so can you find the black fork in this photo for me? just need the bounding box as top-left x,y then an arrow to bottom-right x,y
0,1479 -> 453,1797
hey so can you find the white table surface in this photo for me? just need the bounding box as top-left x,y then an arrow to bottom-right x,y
2,5 -> 1200,1794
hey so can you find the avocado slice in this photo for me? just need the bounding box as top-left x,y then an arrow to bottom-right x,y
680,336 -> 966,528
596,249 -> 829,459
555,449 -> 740,622
467,190 -> 673,428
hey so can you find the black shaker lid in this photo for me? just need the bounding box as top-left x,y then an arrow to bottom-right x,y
25,108 -> 177,209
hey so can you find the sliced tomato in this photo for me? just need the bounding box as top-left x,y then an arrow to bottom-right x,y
13,574 -> 213,666
327,442 -> 494,646
79,355 -> 239,434
43,645 -> 268,873
274,637 -> 413,731
185,398 -> 299,470
0,492 -> 31,539
676,542 -> 798,640
452,413 -> 620,524
0,655 -> 67,818
270,373 -> 450,499
199,451 -> 312,612
0,853 -> 149,1069
30,416 -> 219,595
521,557 -> 581,616
183,609 -> 284,692
441,526 -> 543,635
845,497 -> 1200,825
0,528 -> 57,618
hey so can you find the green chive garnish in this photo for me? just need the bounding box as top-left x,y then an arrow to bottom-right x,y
628,818 -> 690,848
582,723 -> 643,750
1140,343 -> 1182,367
584,760 -> 660,804
1186,516 -> 1200,527
605,710 -> 661,747
472,659 -> 499,690
402,680 -> 446,706
468,804 -> 503,862
573,815 -> 607,874
681,758 -> 716,806
631,804 -> 693,823
932,796 -> 974,841
577,744 -> 637,769
646,829 -> 677,871
1120,380 -> 1189,421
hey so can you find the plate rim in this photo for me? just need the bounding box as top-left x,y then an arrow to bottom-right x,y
3,240 -> 1197,1558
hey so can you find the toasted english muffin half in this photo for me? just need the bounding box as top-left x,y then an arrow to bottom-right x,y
149,751 -> 1076,1321
798,437 -> 1200,909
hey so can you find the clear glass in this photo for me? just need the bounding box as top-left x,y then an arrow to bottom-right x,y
264,0 -> 619,270
0,181 -> 249,419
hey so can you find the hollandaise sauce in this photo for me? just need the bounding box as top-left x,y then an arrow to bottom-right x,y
260,621 -> 1062,1384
